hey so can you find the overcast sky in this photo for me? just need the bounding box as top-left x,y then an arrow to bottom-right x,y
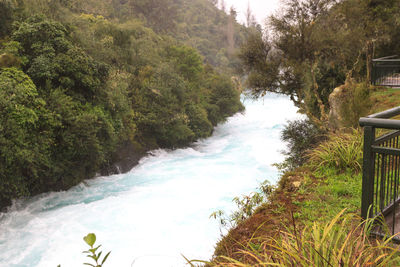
223,0 -> 281,25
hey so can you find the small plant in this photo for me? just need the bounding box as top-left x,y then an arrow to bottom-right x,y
308,129 -> 363,173
210,180 -> 274,229
82,233 -> 111,267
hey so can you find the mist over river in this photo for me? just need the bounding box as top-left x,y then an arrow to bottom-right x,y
0,93 -> 299,266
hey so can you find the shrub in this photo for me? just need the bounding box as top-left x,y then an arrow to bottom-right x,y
186,103 -> 213,139
308,130 -> 363,173
339,82 -> 372,128
278,119 -> 324,171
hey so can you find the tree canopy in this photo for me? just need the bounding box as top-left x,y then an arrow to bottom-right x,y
0,0 -> 244,208
238,0 -> 400,125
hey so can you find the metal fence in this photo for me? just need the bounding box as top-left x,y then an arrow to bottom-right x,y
372,55 -> 400,87
359,107 -> 400,240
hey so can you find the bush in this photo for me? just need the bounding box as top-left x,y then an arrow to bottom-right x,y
308,130 -> 363,173
278,119 -> 324,170
186,103 -> 213,139
339,82 -> 372,128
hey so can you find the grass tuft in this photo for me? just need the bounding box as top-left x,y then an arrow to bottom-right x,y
308,130 -> 363,173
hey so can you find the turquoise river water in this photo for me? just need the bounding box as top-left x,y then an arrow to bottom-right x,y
0,93 -> 299,266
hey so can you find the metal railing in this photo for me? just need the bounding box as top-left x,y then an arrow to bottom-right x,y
360,107 -> 400,239
372,55 -> 400,87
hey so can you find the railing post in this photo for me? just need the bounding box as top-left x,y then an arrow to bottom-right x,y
362,126 -> 376,219
371,61 -> 375,85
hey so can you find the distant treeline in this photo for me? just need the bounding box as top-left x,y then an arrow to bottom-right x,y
0,0 -> 245,208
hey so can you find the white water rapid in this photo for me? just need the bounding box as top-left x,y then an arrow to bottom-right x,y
0,93 -> 300,267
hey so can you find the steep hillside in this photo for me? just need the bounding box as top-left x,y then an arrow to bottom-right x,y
0,0 -> 244,209
8,0 -> 248,73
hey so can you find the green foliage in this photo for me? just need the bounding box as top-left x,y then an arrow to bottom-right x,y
174,0 -> 248,73
185,104 -> 213,138
0,68 -> 51,202
211,210 -> 400,266
277,119 -> 325,170
12,15 -> 109,100
297,167 -> 362,223
339,82 -> 373,128
130,0 -> 181,33
83,233 -> 111,267
47,95 -> 119,188
237,30 -> 280,97
83,233 -> 96,247
239,0 -> 400,123
0,41 -> 27,67
21,0 -> 248,74
0,0 -> 15,37
308,130 -> 363,173
210,180 -> 274,229
0,2 -> 244,207
206,73 -> 244,122
166,45 -> 204,81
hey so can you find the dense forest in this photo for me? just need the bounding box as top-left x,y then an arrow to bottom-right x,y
0,0 -> 246,208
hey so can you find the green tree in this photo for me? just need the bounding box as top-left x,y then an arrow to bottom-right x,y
12,15 -> 109,100
166,45 -> 204,82
0,0 -> 15,38
0,68 -> 52,204
239,0 -> 399,126
0,1 -> 245,208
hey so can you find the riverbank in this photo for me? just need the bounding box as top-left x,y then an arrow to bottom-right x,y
211,157 -> 362,263
209,86 -> 400,265
0,94 -> 298,266
0,1 -> 246,212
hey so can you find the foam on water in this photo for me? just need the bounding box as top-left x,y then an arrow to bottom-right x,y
0,93 -> 301,267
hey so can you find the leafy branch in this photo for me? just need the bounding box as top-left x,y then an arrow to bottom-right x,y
82,233 -> 111,267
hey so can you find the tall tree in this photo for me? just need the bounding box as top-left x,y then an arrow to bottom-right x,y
245,1 -> 257,28
239,0 -> 400,125
269,0 -> 336,122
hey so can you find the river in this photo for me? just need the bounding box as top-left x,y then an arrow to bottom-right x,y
0,93 -> 299,266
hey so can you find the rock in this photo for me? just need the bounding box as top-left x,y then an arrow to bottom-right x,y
328,84 -> 348,129
100,141 -> 147,176
292,181 -> 301,188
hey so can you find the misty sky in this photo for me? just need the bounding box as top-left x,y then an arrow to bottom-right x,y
224,0 -> 280,25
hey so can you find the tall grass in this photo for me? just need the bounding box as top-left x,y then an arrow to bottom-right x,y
308,130 -> 363,173
203,210 -> 400,266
